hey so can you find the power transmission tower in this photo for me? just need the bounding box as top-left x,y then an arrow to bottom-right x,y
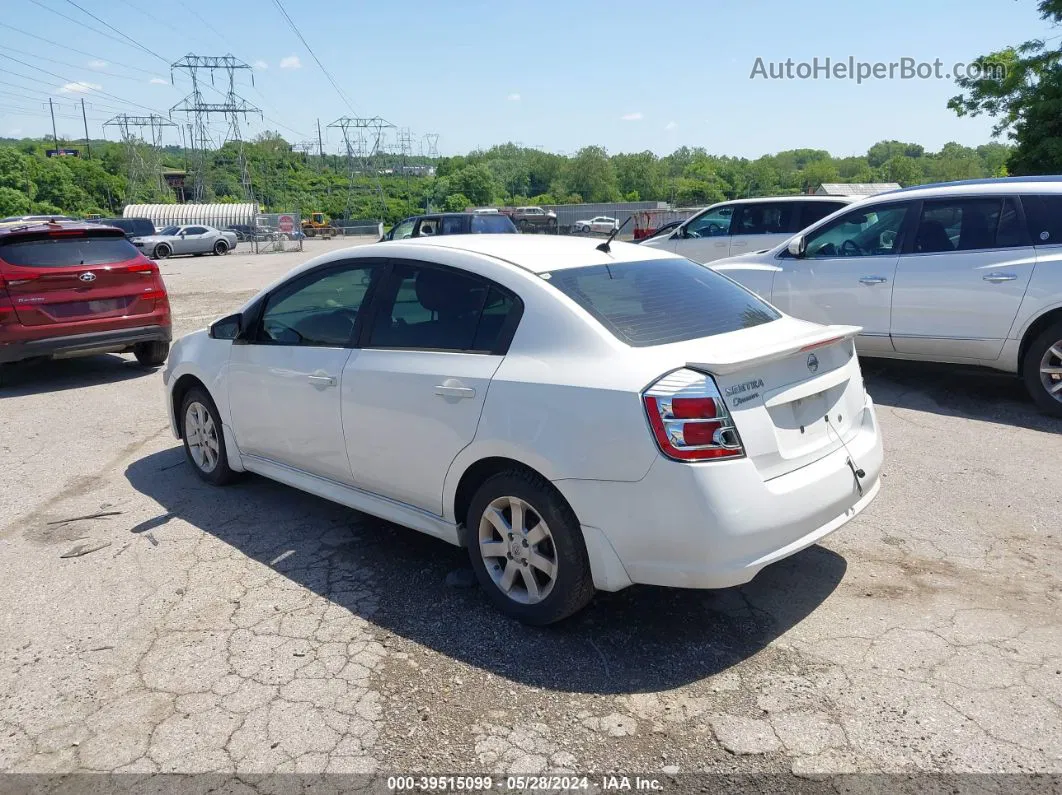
422,133 -> 440,160
104,113 -> 177,201
397,127 -> 414,177
327,116 -> 395,221
170,55 -> 262,202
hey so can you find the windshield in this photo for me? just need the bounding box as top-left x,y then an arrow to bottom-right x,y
159,226 -> 180,236
0,235 -> 140,267
546,258 -> 780,347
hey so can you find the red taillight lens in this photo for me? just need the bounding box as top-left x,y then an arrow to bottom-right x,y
643,368 -> 744,462
140,289 -> 167,301
127,263 -> 157,273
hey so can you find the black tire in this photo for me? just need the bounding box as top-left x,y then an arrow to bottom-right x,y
153,243 -> 171,259
179,387 -> 237,486
466,469 -> 595,625
134,340 -> 169,367
1022,319 -> 1062,417
213,240 -> 229,255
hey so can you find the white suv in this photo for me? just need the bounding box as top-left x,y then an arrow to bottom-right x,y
642,196 -> 855,264
164,236 -> 882,624
712,177 -> 1062,416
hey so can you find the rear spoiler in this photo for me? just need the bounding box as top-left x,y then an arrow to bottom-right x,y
687,324 -> 861,375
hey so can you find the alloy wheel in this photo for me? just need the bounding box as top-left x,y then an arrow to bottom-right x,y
478,495 -> 557,605
1040,339 -> 1062,404
184,401 -> 220,473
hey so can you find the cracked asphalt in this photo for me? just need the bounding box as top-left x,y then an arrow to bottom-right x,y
0,239 -> 1060,781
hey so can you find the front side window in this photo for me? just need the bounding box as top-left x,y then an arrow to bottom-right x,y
546,258 -> 780,347
367,262 -> 518,353
257,263 -> 381,347
159,226 -> 180,236
415,218 -> 441,237
913,197 -> 1026,253
731,202 -> 797,236
184,226 -> 208,235
804,203 -> 909,258
390,219 -> 415,240
684,206 -> 733,238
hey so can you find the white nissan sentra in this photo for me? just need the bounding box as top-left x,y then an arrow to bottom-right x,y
163,235 -> 883,624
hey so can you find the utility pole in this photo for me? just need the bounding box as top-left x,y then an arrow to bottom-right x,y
48,98 -> 59,149
316,118 -> 324,159
80,98 -> 91,158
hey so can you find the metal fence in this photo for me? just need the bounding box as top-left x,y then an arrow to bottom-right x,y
252,213 -> 304,254
332,219 -> 384,238
543,201 -> 669,236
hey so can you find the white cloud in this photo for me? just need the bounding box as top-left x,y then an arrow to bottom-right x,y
279,55 -> 302,69
149,77 -> 168,85
621,112 -> 643,121
8,128 -> 21,136
253,59 -> 268,70
507,92 -> 521,101
88,59 -> 107,69
58,81 -> 101,94
665,120 -> 678,130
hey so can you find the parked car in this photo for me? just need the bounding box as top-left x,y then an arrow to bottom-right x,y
573,216 -> 619,234
382,213 -> 518,240
90,217 -> 156,240
511,206 -> 558,233
642,196 -> 855,264
133,224 -> 238,259
711,176 -> 1062,416
163,235 -> 882,624
226,224 -> 255,242
0,220 -> 171,382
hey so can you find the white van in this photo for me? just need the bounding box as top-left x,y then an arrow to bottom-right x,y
641,195 -> 855,264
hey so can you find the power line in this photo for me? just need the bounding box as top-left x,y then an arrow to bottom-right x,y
26,0 -> 165,60
0,44 -> 148,82
0,21 -> 160,77
174,0 -> 230,50
59,0 -> 170,64
268,0 -> 359,115
0,84 -> 133,115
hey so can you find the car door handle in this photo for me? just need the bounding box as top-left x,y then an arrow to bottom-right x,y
983,273 -> 1017,283
307,374 -> 337,387
859,276 -> 888,285
434,384 -> 476,399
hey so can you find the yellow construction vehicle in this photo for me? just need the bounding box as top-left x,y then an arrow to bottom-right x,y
302,212 -> 336,238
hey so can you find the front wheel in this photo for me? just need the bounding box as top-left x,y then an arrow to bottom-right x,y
134,340 -> 169,367
153,243 -> 171,259
214,240 -> 229,255
1023,319 -> 1062,417
180,387 -> 237,485
466,470 -> 595,625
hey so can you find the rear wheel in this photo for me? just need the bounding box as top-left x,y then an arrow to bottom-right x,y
213,240 -> 229,255
466,470 -> 595,625
153,243 -> 171,259
134,340 -> 169,367
180,387 -> 236,485
1023,319 -> 1062,417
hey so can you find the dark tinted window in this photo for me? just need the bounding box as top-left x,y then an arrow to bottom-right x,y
915,197 -> 1026,253
368,263 -> 517,352
439,216 -> 467,235
184,226 -> 208,235
471,214 -> 517,233
731,202 -> 797,235
0,234 -> 139,267
546,258 -> 780,347
799,201 -> 847,228
106,218 -> 154,236
258,264 -> 380,347
1021,195 -> 1062,245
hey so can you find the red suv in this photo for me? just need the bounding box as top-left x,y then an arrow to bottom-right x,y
0,221 -> 171,381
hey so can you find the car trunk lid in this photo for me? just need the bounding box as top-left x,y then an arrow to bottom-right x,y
0,227 -> 166,327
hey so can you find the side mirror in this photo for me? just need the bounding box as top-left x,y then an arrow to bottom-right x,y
179,231 -> 186,237
788,235 -> 807,258
209,312 -> 242,341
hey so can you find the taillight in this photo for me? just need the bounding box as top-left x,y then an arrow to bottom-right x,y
127,263 -> 157,274
642,368 -> 744,461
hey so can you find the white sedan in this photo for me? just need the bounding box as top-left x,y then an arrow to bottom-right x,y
163,236 -> 883,624
574,216 -> 619,234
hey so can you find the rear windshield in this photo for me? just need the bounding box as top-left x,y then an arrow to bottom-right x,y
471,214 -> 517,233
546,257 -> 780,347
0,235 -> 140,267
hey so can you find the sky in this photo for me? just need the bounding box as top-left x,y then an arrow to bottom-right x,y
0,0 -> 1056,160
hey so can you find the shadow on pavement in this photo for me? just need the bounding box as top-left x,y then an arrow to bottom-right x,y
0,354 -> 157,398
862,358 -> 1062,433
126,447 -> 847,695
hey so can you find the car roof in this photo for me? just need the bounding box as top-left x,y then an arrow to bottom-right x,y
392,234 -> 675,274
716,195 -> 858,206
880,175 -> 1062,200
0,219 -> 123,238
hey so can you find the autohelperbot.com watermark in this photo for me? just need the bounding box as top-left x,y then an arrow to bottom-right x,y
750,56 -> 1007,84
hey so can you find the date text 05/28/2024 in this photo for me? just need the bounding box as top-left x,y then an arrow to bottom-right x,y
386,776 -> 664,791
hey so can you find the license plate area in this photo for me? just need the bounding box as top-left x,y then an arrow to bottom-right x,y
768,383 -> 851,459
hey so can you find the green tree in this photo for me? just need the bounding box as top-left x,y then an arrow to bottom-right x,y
880,155 -> 924,185
443,192 -> 471,212
0,186 -> 31,216
450,165 -> 495,205
564,146 -> 618,203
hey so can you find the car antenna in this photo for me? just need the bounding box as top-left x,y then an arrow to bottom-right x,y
596,216 -> 630,253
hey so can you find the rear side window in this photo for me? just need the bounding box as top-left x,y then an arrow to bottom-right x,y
471,214 -> 517,233
546,258 -> 780,347
439,216 -> 466,235
1021,195 -> 1062,244
0,235 -> 139,267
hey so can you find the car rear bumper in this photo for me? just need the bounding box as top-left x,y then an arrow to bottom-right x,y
556,396 -> 883,590
0,324 -> 171,364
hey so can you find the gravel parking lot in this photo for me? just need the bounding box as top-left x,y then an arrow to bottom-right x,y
0,238 -> 1060,781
